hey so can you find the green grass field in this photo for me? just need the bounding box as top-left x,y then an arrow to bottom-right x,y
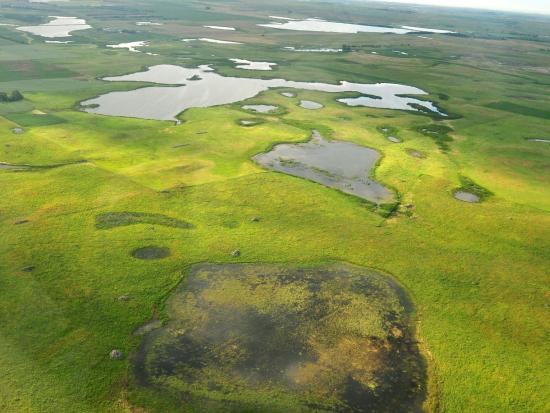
0,0 -> 549,412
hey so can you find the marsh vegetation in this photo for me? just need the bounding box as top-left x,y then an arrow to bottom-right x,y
136,263 -> 425,413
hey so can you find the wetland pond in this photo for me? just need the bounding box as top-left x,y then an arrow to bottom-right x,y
182,38 -> 242,44
242,104 -> 278,113
106,41 -> 148,53
81,64 -> 444,121
299,100 -> 324,109
453,191 -> 480,203
135,262 -> 425,413
253,130 -> 394,204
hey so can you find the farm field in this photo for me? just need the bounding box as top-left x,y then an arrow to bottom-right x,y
0,0 -> 549,412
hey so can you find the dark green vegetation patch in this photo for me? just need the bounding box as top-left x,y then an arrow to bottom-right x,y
486,102 -> 550,120
131,246 -> 171,260
96,212 -> 192,230
417,124 -> 454,151
3,112 -> 65,127
135,263 -> 425,413
453,175 -> 493,201
0,90 -> 23,102
0,60 -> 75,82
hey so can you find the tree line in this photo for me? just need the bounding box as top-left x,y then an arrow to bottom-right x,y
0,90 -> 24,102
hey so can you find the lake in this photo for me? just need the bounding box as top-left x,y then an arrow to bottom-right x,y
81,64 -> 445,121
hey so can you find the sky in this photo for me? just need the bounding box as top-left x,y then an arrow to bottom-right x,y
376,0 -> 550,15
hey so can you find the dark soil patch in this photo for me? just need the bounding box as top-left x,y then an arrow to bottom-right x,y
171,143 -> 190,149
0,160 -> 86,172
96,212 -> 192,230
406,149 -> 426,158
131,246 -> 170,260
134,263 -> 426,413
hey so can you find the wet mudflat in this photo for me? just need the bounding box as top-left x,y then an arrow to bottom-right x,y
135,262 -> 425,413
253,130 -> 394,204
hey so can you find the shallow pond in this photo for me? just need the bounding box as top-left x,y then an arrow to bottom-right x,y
230,58 -> 277,71
135,262 -> 425,413
239,119 -> 260,126
17,16 -> 91,38
453,191 -> 480,203
107,41 -> 148,52
388,136 -> 401,143
259,17 -> 454,35
299,100 -> 323,109
182,38 -> 242,44
401,25 -> 455,34
242,104 -> 278,113
527,138 -> 550,143
204,25 -> 235,31
284,46 -> 342,52
136,21 -> 163,26
259,17 -> 412,34
253,130 -> 394,204
0,163 -> 33,171
406,149 -> 425,158
281,92 -> 296,97
81,64 -> 444,121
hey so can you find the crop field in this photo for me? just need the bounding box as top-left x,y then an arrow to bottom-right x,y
0,0 -> 548,412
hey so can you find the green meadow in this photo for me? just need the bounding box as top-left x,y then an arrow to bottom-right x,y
0,0 -> 548,412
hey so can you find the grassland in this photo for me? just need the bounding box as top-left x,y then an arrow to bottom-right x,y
0,0 -> 549,412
